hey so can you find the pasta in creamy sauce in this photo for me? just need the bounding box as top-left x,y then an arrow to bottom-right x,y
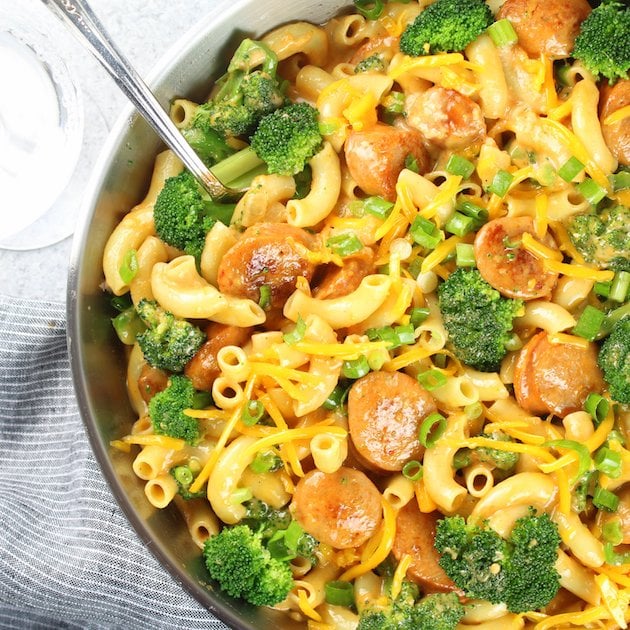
104,0 -> 630,628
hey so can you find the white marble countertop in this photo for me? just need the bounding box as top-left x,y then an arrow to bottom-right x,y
0,0 -> 224,301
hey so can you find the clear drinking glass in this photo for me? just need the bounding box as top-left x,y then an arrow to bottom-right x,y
0,1 -> 84,249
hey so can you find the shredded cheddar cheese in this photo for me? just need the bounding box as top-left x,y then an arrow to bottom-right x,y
521,231 -> 563,262
542,259 -> 615,282
390,554 -> 413,600
119,434 -> 185,450
420,235 -> 461,274
297,588 -> 323,622
603,105 -> 630,126
547,332 -> 590,349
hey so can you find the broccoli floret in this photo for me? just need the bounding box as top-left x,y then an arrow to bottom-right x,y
476,431 -> 520,472
399,0 -> 493,57
567,205 -> 630,272
438,268 -> 523,371
203,524 -> 294,606
153,170 -> 237,260
243,499 -> 318,563
413,593 -> 465,630
148,375 -> 200,443
200,39 -> 286,138
354,53 -> 386,73
135,299 -> 205,372
435,511 -> 561,613
358,581 -> 463,630
573,1 -> 630,84
181,119 -> 235,168
599,316 -> 630,404
170,464 -> 206,499
251,102 -> 323,176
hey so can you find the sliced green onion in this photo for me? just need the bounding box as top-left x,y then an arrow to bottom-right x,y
342,355 -> 370,379
594,281 -> 611,299
326,232 -> 363,257
555,62 -> 572,87
604,541 -> 630,566
405,153 -> 420,174
572,305 -> 605,341
608,430 -> 626,447
258,285 -> 272,309
446,211 -> 475,237
594,447 -> 622,479
402,460 -> 423,481
267,533 -> 293,561
353,0 -> 384,20
602,520 -> 624,545
119,249 -> 138,284
599,302 -> 630,338
283,314 -> 307,345
172,465 -> 194,486
383,91 -> 405,114
325,580 -> 355,607
433,353 -> 448,369
544,439 -> 591,482
283,521 -> 306,555
409,307 -> 430,328
395,323 -> 416,346
366,326 -> 398,347
323,383 -> 350,410
465,402 -> 483,420
367,350 -> 387,371
364,196 -> 394,220
348,200 -> 365,217
593,487 -> 619,512
410,215 -> 443,249
417,369 -> 447,391
610,170 -> 630,191
407,257 -> 423,279
241,399 -> 265,426
249,449 -> 282,473
419,412 -> 447,448
230,487 -> 253,504
487,169 -> 514,197
487,18 -> 518,46
456,243 -> 476,267
536,163 -> 556,187
457,200 -> 488,224
558,156 -> 585,183
584,392 -> 610,425
610,271 -> 630,303
577,178 -> 607,205
445,154 -> 475,179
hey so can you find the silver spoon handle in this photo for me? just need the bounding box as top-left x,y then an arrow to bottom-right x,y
41,0 -> 231,199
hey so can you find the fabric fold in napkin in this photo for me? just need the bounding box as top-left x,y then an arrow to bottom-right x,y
0,297 -> 228,630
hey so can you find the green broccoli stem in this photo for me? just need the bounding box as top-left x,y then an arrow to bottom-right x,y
210,146 -> 265,187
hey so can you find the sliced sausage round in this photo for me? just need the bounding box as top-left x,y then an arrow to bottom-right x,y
497,0 -> 591,59
474,216 -> 559,300
348,371 -> 436,472
406,87 -> 486,151
392,501 -> 460,593
185,323 -> 252,391
216,223 -> 316,308
600,79 -> 630,167
514,332 -> 604,418
292,467 -> 382,549
344,123 -> 430,201
313,247 -> 375,300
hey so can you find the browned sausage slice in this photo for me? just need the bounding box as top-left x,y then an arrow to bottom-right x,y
514,332 -> 604,418
344,123 -> 430,201
348,371 -> 436,472
513,331 -> 548,416
497,0 -> 591,58
474,216 -> 559,300
530,334 -> 604,418
406,87 -> 486,151
292,467 -> 382,549
138,364 -> 169,403
392,501 -> 460,593
600,80 -> 630,167
216,223 -> 316,308
184,323 -> 252,391
313,247 -> 375,300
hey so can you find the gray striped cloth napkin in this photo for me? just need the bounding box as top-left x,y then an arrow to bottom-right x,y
0,297 -> 229,630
